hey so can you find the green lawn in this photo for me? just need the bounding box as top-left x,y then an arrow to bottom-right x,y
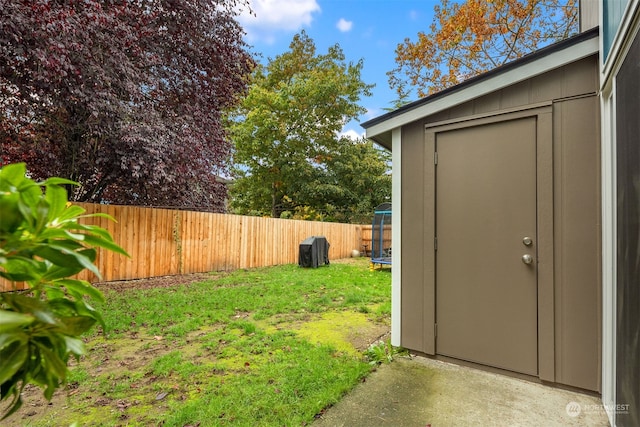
8,258 -> 391,426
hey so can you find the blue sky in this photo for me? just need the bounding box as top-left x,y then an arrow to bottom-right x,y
238,0 -> 440,139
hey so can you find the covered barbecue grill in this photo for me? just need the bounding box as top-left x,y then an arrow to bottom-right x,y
298,236 -> 330,268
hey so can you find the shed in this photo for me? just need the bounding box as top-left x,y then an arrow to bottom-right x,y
362,28 -> 601,392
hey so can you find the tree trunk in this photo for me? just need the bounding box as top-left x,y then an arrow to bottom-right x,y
271,182 -> 278,218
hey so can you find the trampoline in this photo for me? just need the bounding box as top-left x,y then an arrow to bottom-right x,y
370,202 -> 391,268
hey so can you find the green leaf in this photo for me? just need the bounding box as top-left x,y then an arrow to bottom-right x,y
59,315 -> 96,335
33,198 -> 51,232
0,257 -> 41,282
45,239 -> 84,251
0,273 -> 32,285
37,227 -> 72,240
39,177 -> 78,187
32,246 -> 84,268
56,279 -> 104,303
0,331 -> 27,351
75,300 -> 106,331
47,298 -> 78,317
63,336 -> 86,356
19,184 -> 44,211
40,264 -> 85,282
33,245 -> 100,278
0,163 -> 26,186
0,310 -> 35,332
0,341 -> 28,385
62,230 -> 87,241
6,294 -> 58,325
44,185 -> 67,220
34,342 -> 68,380
56,205 -> 85,222
44,286 -> 66,300
70,223 -> 115,240
80,233 -> 129,257
79,212 -> 117,221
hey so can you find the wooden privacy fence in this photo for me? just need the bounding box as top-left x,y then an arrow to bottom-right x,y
81,203 -> 367,283
0,203 -> 366,290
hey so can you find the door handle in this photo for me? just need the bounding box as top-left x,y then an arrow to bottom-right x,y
522,254 -> 534,265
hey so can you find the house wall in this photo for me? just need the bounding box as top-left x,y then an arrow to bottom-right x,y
603,0 -> 631,60
614,28 -> 640,427
400,54 -> 602,391
580,0 -> 600,32
600,2 -> 640,424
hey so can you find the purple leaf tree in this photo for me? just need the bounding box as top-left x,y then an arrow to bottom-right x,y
0,0 -> 254,211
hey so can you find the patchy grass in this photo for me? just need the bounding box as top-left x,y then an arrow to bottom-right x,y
5,258 -> 391,426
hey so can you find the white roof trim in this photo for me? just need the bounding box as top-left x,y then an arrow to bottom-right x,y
365,35 -> 599,139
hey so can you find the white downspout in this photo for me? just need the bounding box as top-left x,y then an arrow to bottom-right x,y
391,127 -> 402,347
601,87 -> 617,427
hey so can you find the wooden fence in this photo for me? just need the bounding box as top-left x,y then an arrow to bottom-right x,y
1,204 -> 365,291
360,224 -> 392,256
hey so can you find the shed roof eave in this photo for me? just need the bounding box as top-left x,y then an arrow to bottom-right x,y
362,28 -> 599,145
368,132 -> 392,150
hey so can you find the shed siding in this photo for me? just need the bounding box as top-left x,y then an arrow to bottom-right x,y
400,121 -> 431,352
399,54 -> 601,391
553,95 -> 601,392
425,56 -> 597,124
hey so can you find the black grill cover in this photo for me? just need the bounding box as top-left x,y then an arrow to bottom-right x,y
298,236 -> 330,268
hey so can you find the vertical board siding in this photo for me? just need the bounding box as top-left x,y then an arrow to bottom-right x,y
2,204 -> 367,290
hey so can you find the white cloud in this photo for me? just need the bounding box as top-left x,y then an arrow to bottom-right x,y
340,129 -> 365,141
362,107 -> 381,121
239,0 -> 321,43
336,18 -> 353,33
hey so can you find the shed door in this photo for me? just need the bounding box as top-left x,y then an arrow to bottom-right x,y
435,117 -> 538,376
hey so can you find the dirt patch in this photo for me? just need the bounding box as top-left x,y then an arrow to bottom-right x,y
3,333 -> 180,427
94,271 -> 223,292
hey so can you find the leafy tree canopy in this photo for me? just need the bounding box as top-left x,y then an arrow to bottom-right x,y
0,0 -> 254,211
232,136 -> 391,223
388,0 -> 579,99
229,31 -> 386,222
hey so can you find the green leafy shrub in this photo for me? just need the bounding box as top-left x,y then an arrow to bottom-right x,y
0,163 -> 128,420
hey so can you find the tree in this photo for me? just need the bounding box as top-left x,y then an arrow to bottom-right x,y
312,137 -> 391,224
0,0 -> 254,211
231,136 -> 391,223
388,0 -> 579,98
229,31 -> 375,219
0,163 -> 128,420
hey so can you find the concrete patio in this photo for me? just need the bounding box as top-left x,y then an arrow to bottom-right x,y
314,355 -> 609,427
